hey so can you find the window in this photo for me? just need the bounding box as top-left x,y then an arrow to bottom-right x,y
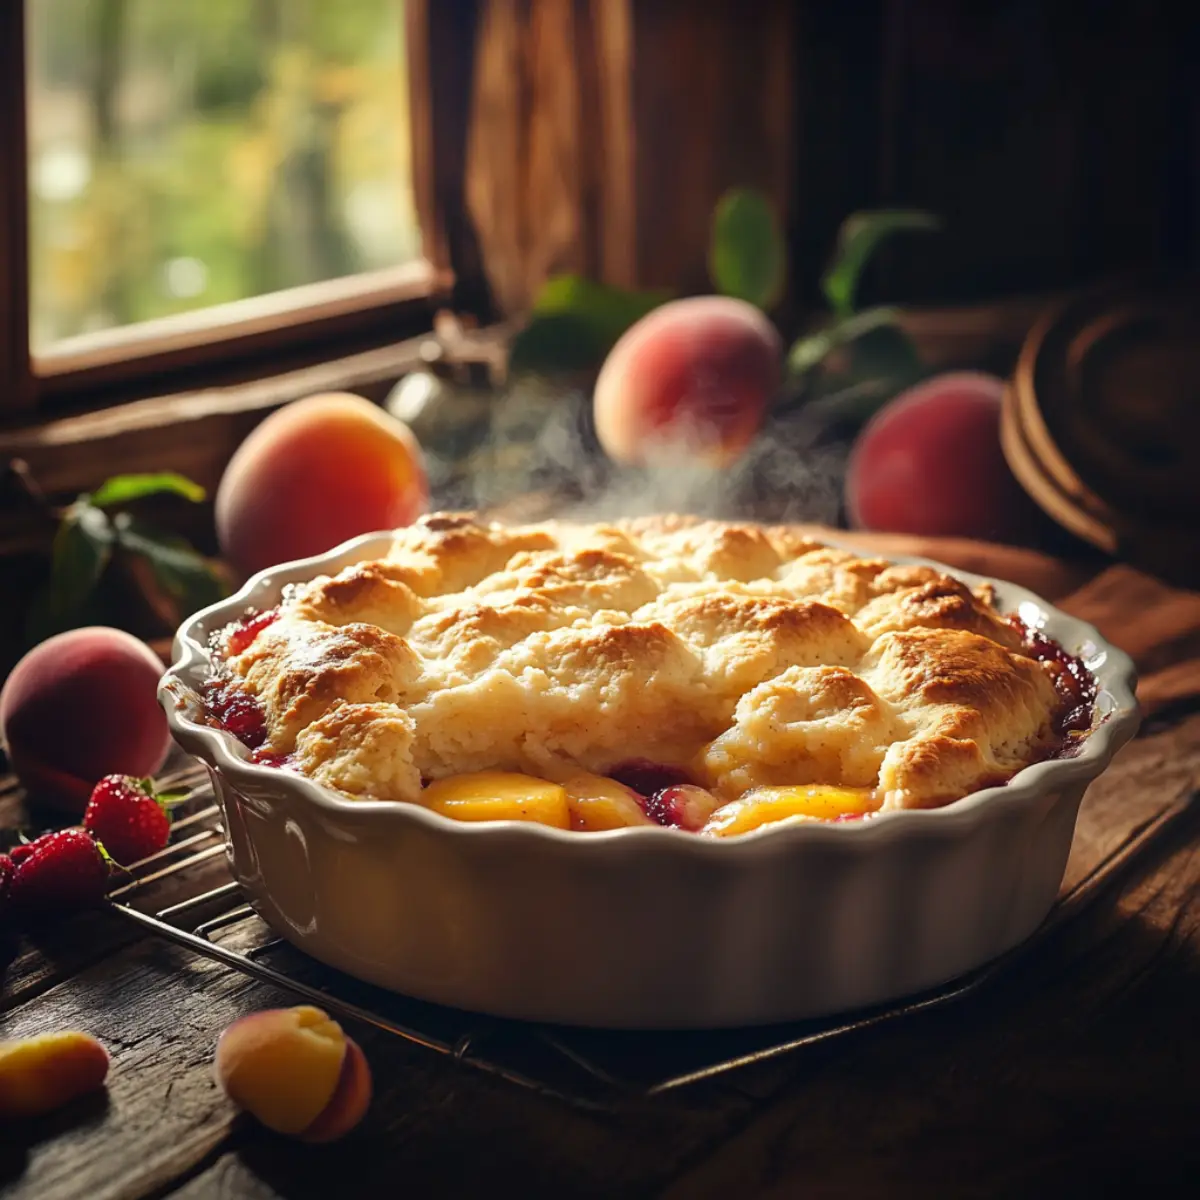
1,0 -> 450,416
27,0 -> 421,349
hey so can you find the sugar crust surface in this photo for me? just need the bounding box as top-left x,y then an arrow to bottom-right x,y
219,513 -> 1065,811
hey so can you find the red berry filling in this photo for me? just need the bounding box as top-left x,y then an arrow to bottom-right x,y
1009,617 -> 1098,738
203,680 -> 268,750
225,607 -> 280,656
250,749 -> 292,769
642,786 -> 690,829
608,759 -> 694,797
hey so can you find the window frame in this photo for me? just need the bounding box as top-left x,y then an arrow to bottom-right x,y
2,0 -> 471,420
1,0 -> 805,494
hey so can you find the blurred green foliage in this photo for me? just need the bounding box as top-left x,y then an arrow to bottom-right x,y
708,188 -> 787,311
28,0 -> 418,348
28,473 -> 227,644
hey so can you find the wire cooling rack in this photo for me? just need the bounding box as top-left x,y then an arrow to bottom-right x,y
106,765 -> 1197,1110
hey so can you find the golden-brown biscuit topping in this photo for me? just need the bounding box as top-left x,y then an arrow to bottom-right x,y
207,513 -> 1083,819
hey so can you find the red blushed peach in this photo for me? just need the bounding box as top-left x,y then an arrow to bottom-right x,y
0,627 -> 171,813
0,1031 -> 110,1119
593,296 -> 782,467
214,1006 -> 371,1142
845,371 -> 1045,543
215,393 -> 428,579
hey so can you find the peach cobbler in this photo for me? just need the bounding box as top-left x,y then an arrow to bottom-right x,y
202,514 -> 1095,836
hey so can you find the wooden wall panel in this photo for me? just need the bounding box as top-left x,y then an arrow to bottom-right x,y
629,0 -> 794,294
461,0 -> 796,314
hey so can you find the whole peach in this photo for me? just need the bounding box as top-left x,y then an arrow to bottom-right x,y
593,296 -> 782,467
215,1006 -> 371,1142
216,393 -> 428,578
845,371 -> 1043,543
0,628 -> 171,812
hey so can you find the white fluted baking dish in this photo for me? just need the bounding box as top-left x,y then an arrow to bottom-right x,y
159,528 -> 1140,1029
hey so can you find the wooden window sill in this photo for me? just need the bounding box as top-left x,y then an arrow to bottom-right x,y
29,261 -> 453,413
0,316 -> 509,554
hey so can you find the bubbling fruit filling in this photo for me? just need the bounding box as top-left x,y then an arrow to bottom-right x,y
1010,617 -> 1097,742
197,518 -> 1099,839
203,609 -> 286,765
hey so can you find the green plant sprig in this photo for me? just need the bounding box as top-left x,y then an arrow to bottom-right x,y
28,471 -> 228,644
509,190 -> 941,419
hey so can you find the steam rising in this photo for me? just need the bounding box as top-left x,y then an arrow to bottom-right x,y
402,374 -> 849,528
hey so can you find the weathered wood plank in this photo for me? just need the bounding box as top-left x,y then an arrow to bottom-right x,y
0,938 -> 257,1200
2,716 -> 1192,1199
0,931 -> 742,1200
661,809 -> 1200,1198
0,853 -> 231,1018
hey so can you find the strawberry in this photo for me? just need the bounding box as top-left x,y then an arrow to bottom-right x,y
9,831 -> 67,866
9,842 -> 34,866
0,853 -> 13,922
7,829 -> 110,919
83,775 -> 179,865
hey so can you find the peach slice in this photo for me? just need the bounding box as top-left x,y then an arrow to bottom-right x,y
214,1006 -> 371,1142
702,785 -> 879,837
0,1031 -> 110,1119
420,771 -> 570,829
562,772 -> 655,831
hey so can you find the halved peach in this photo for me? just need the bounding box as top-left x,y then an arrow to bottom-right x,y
214,1006 -> 371,1142
562,772 -> 654,831
420,771 -> 571,829
702,785 -> 879,837
0,1031 -> 110,1119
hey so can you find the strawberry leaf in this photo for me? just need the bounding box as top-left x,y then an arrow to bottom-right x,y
90,472 -> 206,509
93,839 -> 119,871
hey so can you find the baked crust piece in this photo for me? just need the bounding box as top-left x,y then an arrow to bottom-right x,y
217,513 -> 1068,811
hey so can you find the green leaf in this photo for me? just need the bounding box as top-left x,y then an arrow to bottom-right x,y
532,275 -> 672,338
508,314 -> 616,375
26,500 -> 114,642
45,500 -> 114,623
800,323 -> 928,424
113,515 -> 229,617
786,306 -> 903,377
708,187 -> 786,310
508,276 -> 671,375
90,472 -> 206,509
821,210 -> 941,318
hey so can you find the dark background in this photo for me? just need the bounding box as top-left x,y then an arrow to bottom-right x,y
787,0 -> 1198,308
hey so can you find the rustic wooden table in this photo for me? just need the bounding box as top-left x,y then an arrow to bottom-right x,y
3,528 -> 1199,1199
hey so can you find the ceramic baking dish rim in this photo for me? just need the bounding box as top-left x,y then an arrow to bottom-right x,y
158,527 -> 1142,851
